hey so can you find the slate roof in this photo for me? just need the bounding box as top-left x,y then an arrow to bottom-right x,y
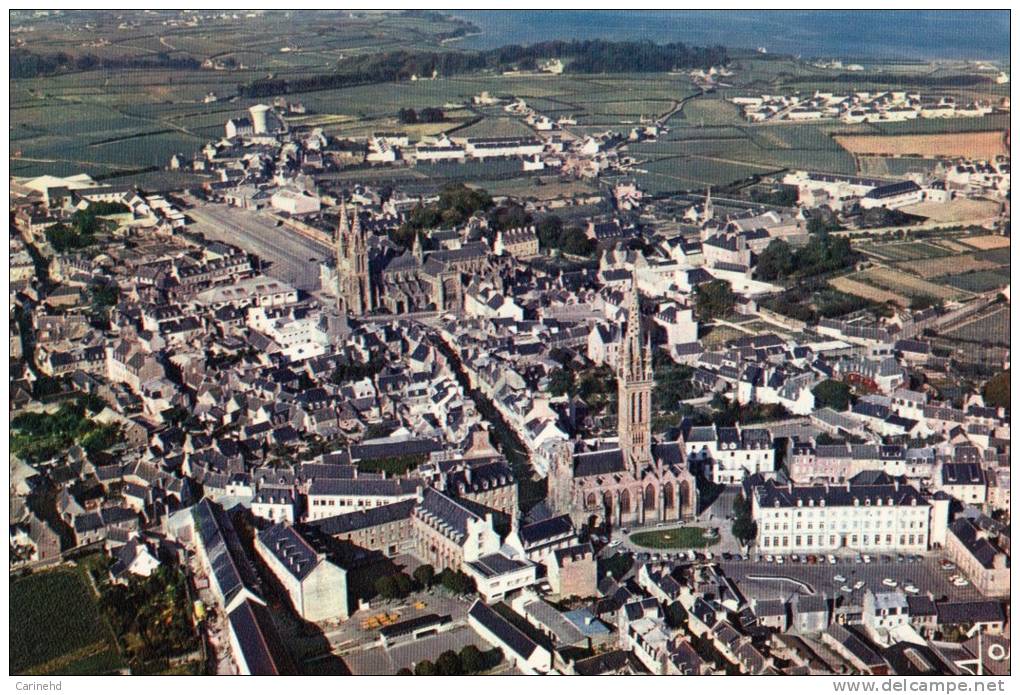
519,514 -> 574,546
227,599 -> 297,675
307,499 -> 415,535
936,601 -> 1005,626
257,523 -> 321,581
468,599 -> 538,660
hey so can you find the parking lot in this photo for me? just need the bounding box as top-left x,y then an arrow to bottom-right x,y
717,554 -> 985,603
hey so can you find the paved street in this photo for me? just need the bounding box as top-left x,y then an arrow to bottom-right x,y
185,199 -> 330,291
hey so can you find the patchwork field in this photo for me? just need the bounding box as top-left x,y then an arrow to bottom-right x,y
859,241 -> 950,262
829,276 -> 908,305
961,234 -> 1011,250
834,131 -> 1007,159
942,306 -> 1011,344
895,253 -> 1002,279
855,266 -> 970,301
11,568 -> 125,675
940,269 -> 1012,293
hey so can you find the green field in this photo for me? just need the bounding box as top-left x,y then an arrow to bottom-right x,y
630,526 -> 720,549
11,569 -> 125,675
860,241 -> 951,261
939,269 -> 1012,293
942,306 -> 1010,344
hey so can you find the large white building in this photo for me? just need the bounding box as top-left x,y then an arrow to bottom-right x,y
255,523 -> 349,622
685,424 -> 776,484
749,477 -> 941,554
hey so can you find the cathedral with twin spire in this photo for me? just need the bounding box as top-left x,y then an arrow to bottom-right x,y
548,284 -> 699,528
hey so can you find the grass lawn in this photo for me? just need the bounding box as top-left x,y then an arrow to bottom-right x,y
11,568 -> 125,675
629,526 -> 720,549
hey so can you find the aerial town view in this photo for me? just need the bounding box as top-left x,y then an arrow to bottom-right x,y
8,9 -> 1011,682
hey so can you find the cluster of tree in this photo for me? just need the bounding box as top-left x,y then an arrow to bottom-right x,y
749,184 -> 799,208
375,564 -> 476,599
983,370 -> 1009,409
399,645 -> 502,676
812,379 -> 853,411
237,40 -> 727,98
599,551 -> 633,580
98,566 -> 199,670
393,183 -> 493,247
11,49 -> 201,79
11,396 -> 122,463
535,215 -> 595,258
44,202 -> 129,253
755,235 -> 855,282
358,453 -> 429,477
694,279 -> 736,321
854,206 -> 925,230
652,357 -> 697,412
731,493 -> 757,545
397,107 -> 445,124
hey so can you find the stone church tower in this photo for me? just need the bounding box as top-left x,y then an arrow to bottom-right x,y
335,200 -> 374,316
617,284 -> 653,470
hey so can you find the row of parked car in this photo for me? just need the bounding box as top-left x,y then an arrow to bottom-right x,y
758,553 -> 926,565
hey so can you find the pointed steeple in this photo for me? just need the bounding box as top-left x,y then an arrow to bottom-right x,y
412,230 -> 424,264
703,185 -> 713,223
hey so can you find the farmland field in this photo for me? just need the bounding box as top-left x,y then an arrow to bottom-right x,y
894,253 -> 1001,279
961,235 -> 1011,250
942,306 -> 1010,344
939,269 -> 1012,293
859,241 -> 950,262
11,568 -> 125,675
834,131 -> 1007,159
855,267 -> 970,300
829,276 -> 907,305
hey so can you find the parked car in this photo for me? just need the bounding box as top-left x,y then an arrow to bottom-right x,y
853,580 -> 866,590
764,554 -> 774,563
827,555 -> 837,565
776,556 -> 785,565
609,540 -> 622,548
840,585 -> 853,594
904,584 -> 920,594
953,578 -> 970,587
834,574 -> 847,584
862,554 -> 872,564
882,578 -> 898,588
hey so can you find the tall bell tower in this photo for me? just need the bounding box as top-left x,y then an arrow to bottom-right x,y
618,283 -> 653,470
335,200 -> 374,316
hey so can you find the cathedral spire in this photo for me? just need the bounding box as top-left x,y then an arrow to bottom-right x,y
618,281 -> 653,470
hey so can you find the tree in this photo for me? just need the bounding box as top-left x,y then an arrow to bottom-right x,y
548,368 -> 576,397
731,493 -> 757,545
374,574 -> 398,600
439,568 -> 476,594
436,649 -> 463,676
393,572 -> 413,597
396,667 -> 413,675
414,660 -> 437,676
413,564 -> 435,588
983,370 -> 1009,409
694,280 -> 736,321
755,239 -> 794,281
398,107 -> 418,124
459,645 -> 486,674
812,379 -> 852,411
